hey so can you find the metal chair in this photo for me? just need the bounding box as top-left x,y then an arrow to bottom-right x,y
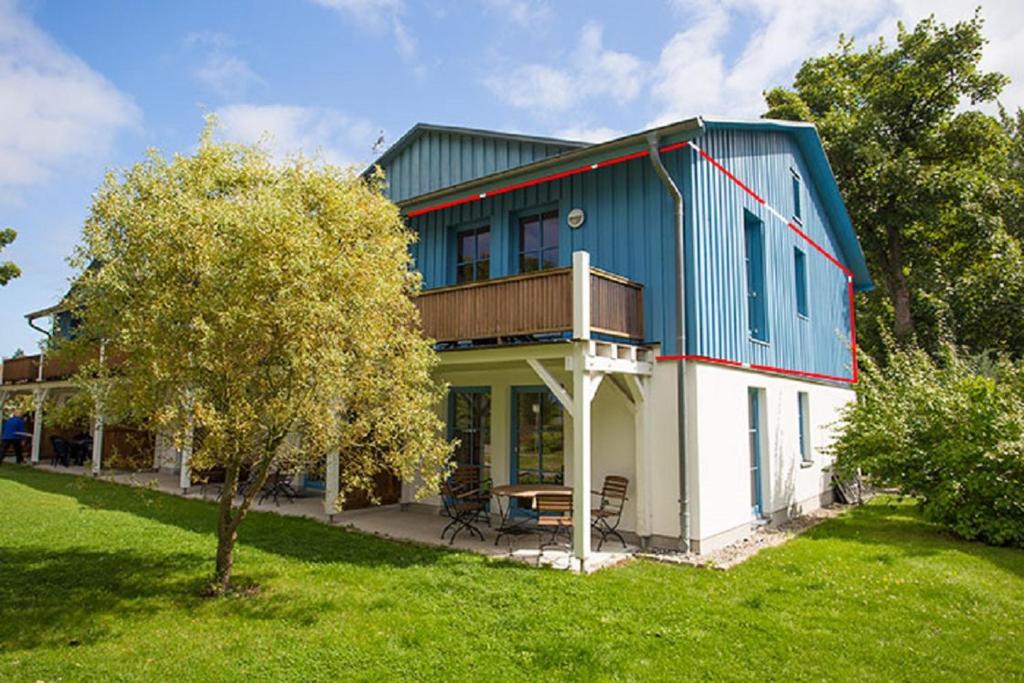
591,475 -> 629,550
440,478 -> 488,543
257,471 -> 297,506
49,436 -> 71,467
536,492 -> 573,554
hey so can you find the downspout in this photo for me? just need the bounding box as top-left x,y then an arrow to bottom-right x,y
646,131 -> 691,552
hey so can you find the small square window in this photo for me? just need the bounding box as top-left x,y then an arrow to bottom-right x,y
791,171 -> 802,223
794,247 -> 809,318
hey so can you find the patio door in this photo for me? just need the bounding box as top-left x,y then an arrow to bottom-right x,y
512,387 -> 564,485
748,387 -> 764,518
448,387 -> 491,483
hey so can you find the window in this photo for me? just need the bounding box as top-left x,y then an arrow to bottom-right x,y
748,388 -> 765,517
794,247 -> 809,317
448,387 -> 491,480
744,212 -> 768,342
513,388 -> 564,485
455,225 -> 490,284
791,170 -> 802,223
797,392 -> 811,463
518,210 -> 559,273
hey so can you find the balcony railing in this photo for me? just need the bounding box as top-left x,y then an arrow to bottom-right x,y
0,353 -> 79,385
415,251 -> 644,344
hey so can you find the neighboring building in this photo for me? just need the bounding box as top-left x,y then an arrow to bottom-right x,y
1,115 -> 872,564
372,117 -> 871,557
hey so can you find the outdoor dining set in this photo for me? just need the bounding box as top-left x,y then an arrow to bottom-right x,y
440,467 -> 630,556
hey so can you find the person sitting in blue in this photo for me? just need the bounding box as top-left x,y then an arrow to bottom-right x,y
1,412 -> 28,465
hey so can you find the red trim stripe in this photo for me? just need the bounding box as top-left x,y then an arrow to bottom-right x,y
694,147 -> 765,204
654,354 -> 854,384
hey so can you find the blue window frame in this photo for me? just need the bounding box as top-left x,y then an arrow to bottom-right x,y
447,387 -> 491,481
791,169 -> 802,223
748,387 -> 764,517
744,211 -> 768,342
797,392 -> 811,463
455,224 -> 490,284
511,386 -> 564,485
517,210 -> 559,273
794,247 -> 809,318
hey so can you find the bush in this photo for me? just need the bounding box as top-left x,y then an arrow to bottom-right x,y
832,345 -> 1024,546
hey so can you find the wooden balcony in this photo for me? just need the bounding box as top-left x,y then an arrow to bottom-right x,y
416,252 -> 644,344
1,353 -> 79,386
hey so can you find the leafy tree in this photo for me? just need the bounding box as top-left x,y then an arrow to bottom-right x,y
0,228 -> 21,285
764,13 -> 1020,356
60,122 -> 453,594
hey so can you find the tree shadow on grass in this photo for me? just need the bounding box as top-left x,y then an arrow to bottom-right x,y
2,467 -> 531,574
802,499 -> 1024,580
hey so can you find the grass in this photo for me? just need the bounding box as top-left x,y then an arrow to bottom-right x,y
1,467 -> 1021,682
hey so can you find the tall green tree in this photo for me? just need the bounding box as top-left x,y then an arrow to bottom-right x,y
0,228 -> 20,285
764,13 -> 1022,357
61,123 -> 453,593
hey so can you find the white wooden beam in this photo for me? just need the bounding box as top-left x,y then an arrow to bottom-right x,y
438,342 -> 570,368
572,251 -> 591,341
526,358 -> 575,419
324,449 -> 341,520
30,388 -> 47,464
91,413 -> 104,476
571,341 -> 593,568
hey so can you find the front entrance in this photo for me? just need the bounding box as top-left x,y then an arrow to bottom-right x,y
511,386 -> 564,485
448,387 -> 492,483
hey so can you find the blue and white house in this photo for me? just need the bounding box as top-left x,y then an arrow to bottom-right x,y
371,116 -> 872,563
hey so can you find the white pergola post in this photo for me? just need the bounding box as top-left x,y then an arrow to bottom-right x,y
31,388 -> 47,465
571,342 -> 594,569
91,412 -> 104,476
625,375 -> 653,541
178,421 -> 194,492
324,449 -> 341,520
572,251 -> 591,341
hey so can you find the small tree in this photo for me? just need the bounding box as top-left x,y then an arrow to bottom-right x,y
61,122 -> 452,593
0,228 -> 21,286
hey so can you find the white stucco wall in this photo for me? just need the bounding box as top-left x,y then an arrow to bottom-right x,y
687,361 -> 854,552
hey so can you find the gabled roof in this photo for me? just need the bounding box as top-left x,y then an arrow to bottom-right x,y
364,122 -> 590,175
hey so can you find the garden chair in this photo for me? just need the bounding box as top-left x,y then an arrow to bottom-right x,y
591,475 -> 629,550
257,471 -> 297,506
50,436 -> 71,467
536,492 -> 573,555
440,471 -> 488,543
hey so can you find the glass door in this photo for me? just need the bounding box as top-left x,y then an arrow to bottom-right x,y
512,387 -> 564,485
448,387 -> 491,484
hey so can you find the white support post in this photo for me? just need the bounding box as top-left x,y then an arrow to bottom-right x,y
625,375 -> 653,540
571,341 -> 593,569
572,251 -> 591,341
91,413 -> 104,476
31,388 -> 47,464
178,421 -> 194,492
324,449 -> 341,520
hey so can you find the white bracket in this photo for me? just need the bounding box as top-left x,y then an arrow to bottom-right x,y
526,358 -> 575,419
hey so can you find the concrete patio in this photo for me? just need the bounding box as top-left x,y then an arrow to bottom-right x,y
29,463 -> 636,572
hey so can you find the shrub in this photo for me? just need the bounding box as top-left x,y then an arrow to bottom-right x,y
832,345 -> 1024,546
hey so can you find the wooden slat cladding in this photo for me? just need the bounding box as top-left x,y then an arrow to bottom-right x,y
590,269 -> 644,340
416,267 -> 644,343
1,355 -> 40,383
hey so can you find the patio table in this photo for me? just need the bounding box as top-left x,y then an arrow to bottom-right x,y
491,483 -> 571,547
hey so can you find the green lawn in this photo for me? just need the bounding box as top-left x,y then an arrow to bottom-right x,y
1,467 -> 1021,682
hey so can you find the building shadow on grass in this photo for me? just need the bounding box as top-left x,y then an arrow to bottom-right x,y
802,499 -> 1024,580
2,467 -> 531,574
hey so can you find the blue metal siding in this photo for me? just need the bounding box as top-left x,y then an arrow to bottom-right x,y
383,131 -> 578,203
686,128 -> 853,379
408,152 -> 683,353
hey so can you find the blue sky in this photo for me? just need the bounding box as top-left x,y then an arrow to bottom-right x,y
2,0 -> 1021,355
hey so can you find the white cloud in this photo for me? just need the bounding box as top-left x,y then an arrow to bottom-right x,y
0,0 -> 138,198
555,125 -> 623,143
185,31 -> 263,99
650,0 -> 1024,125
479,0 -> 550,26
310,0 -> 415,58
213,104 -> 378,167
484,21 -> 645,115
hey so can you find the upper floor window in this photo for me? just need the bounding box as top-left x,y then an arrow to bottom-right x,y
744,211 -> 769,342
518,210 -> 559,273
794,247 -> 809,318
791,169 -> 802,223
456,225 -> 490,284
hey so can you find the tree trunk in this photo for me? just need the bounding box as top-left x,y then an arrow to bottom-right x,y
886,226 -> 915,340
214,521 -> 237,593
